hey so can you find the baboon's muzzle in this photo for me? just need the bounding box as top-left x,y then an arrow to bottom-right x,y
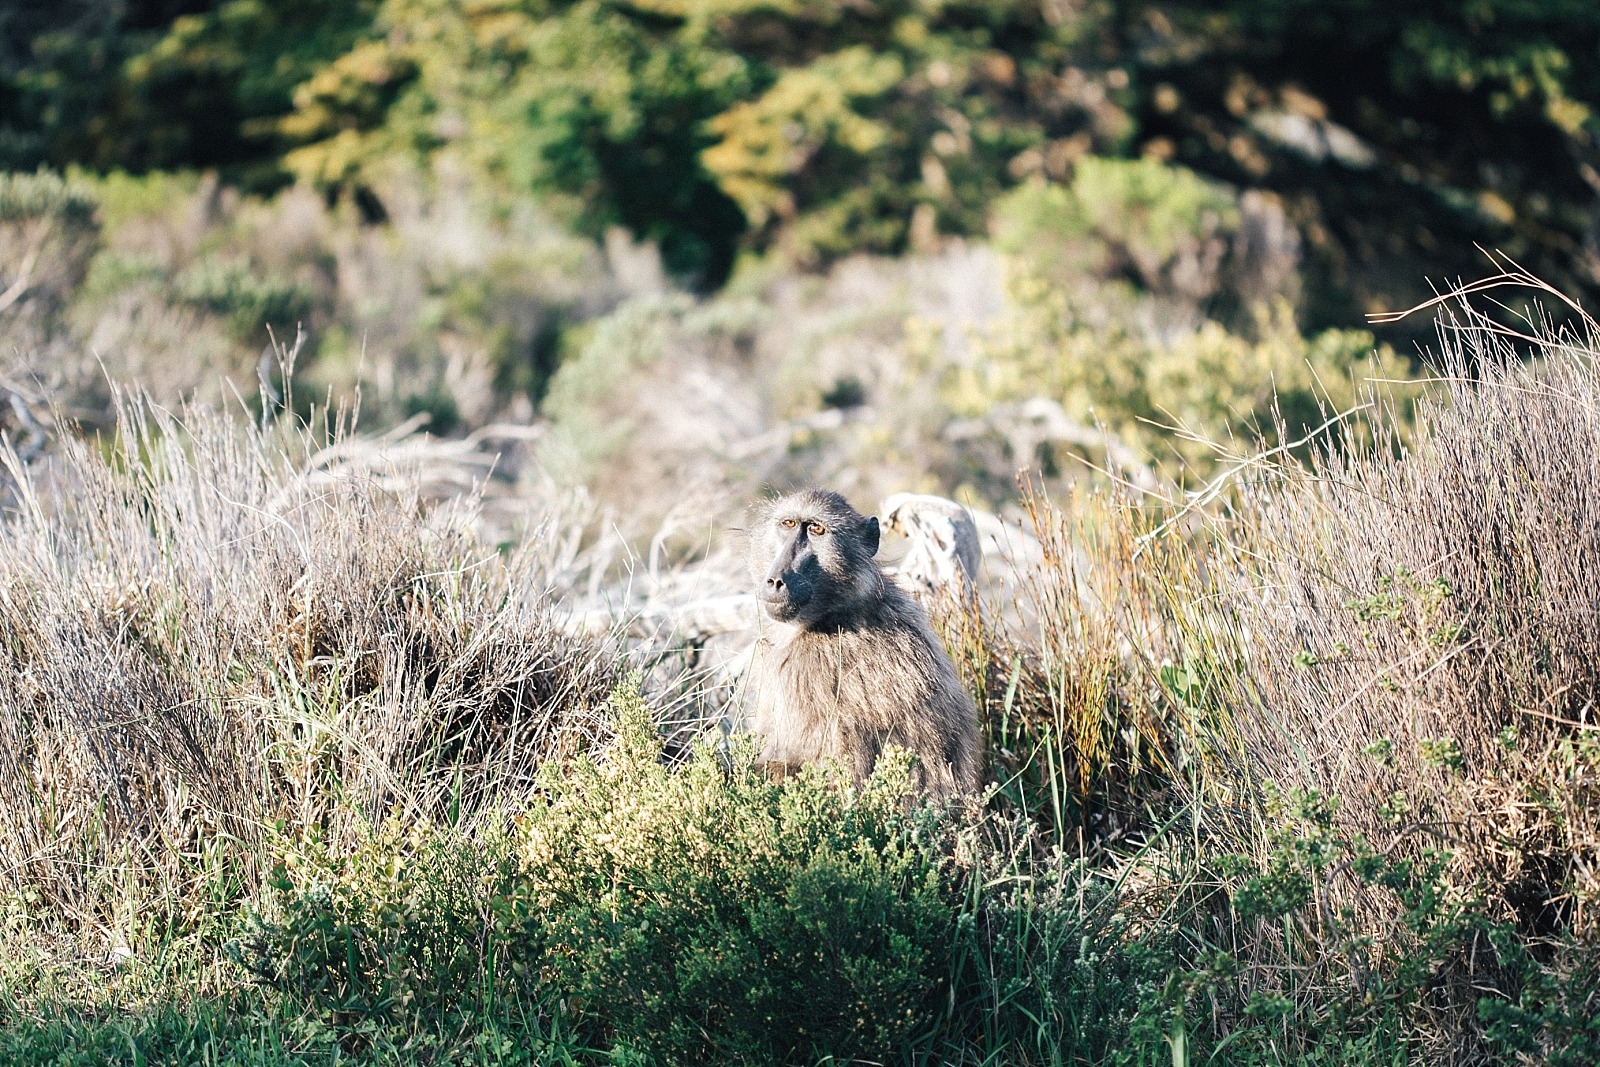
761,534 -> 820,622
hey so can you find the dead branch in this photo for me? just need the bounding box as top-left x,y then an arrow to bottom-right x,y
0,216 -> 52,317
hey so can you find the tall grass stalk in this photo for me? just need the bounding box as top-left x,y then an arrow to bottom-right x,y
0,393 -> 617,936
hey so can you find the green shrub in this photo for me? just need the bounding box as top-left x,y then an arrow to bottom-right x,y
246,675 -> 967,1062
1480,933 -> 1600,1067
77,168 -> 203,231
531,680 -> 957,1065
539,294 -> 695,475
0,169 -> 99,225
76,249 -> 167,303
0,169 -> 101,325
993,159 -> 1240,303
171,255 -> 313,344
243,821 -> 538,1030
241,673 -> 1200,1065
940,271 -> 1408,479
963,159 -> 1421,479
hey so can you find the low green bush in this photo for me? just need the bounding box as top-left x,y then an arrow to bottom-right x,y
0,169 -> 98,226
250,677 -> 1591,1067
172,255 -> 314,344
1479,934 -> 1600,1067
993,160 -> 1241,305
244,677 -> 963,1063
242,675 -> 1186,1065
0,170 -> 101,325
12,630 -> 1597,1065
958,176 -> 1415,478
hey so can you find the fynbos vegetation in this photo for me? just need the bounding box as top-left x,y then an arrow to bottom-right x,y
3,290 -> 1599,1064
3,3 -> 1600,1065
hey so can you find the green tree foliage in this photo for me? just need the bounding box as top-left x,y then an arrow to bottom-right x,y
4,2 -> 1598,313
1133,0 -> 1600,326
273,0 -> 1127,286
281,0 -> 765,283
0,1 -> 379,189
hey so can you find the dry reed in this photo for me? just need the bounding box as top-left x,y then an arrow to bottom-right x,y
0,394 -> 617,930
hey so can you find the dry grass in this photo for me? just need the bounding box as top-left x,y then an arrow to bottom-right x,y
4,255 -> 1600,1061
962,282 -> 1600,935
0,393 -> 618,932
1206,296 -> 1600,934
935,479 -> 1205,851
920,288 -> 1600,1061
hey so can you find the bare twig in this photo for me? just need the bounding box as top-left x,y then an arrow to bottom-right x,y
257,323 -> 308,431
0,216 -> 52,316
1366,247 -> 1600,343
1133,402 -> 1372,558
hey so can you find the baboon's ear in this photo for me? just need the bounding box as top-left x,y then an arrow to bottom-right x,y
861,516 -> 880,557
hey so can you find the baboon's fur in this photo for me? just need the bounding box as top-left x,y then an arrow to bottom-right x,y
747,489 -> 981,798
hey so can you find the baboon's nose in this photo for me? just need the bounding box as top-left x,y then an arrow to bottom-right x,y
766,575 -> 784,591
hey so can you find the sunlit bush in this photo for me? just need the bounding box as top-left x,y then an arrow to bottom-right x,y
950,165 -> 1414,477
0,170 -> 100,331
250,676 -> 962,1062
243,672 -> 1207,1065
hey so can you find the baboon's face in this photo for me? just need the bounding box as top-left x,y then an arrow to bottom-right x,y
755,490 -> 880,627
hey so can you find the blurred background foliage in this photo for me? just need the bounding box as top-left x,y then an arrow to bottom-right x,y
0,0 -> 1596,504
4,1 -> 1597,306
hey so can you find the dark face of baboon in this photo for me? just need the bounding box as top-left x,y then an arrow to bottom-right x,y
753,489 -> 881,629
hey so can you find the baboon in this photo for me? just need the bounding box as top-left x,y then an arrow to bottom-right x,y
747,489 -> 981,798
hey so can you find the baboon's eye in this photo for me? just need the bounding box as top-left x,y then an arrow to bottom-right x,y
808,522 -> 827,537
780,517 -> 797,529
